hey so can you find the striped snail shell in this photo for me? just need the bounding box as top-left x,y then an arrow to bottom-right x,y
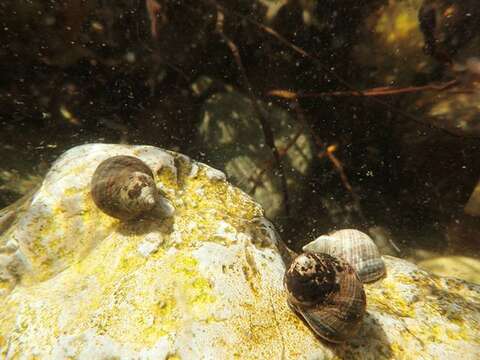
91,155 -> 158,221
302,229 -> 386,283
284,252 -> 366,343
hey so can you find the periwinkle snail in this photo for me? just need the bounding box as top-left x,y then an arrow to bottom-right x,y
91,155 -> 158,221
303,229 -> 386,283
284,229 -> 385,342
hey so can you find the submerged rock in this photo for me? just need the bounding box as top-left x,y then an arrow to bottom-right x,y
0,144 -> 479,359
353,0 -> 431,86
354,0 -> 480,137
418,256 -> 480,284
197,89 -> 314,220
465,179 -> 480,217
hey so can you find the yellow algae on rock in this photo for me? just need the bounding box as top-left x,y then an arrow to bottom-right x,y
418,256 -> 480,284
0,144 -> 480,359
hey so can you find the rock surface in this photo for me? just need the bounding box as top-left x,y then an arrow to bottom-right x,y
0,144 -> 479,359
418,256 -> 480,284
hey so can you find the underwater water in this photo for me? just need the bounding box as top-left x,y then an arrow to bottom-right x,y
2,0 -> 479,278
1,1 -> 480,358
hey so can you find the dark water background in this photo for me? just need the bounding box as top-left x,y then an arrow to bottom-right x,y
1,0 -> 479,263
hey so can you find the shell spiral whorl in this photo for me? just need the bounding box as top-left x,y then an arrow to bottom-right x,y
91,155 -> 158,220
302,229 -> 386,283
284,252 -> 366,343
284,253 -> 338,308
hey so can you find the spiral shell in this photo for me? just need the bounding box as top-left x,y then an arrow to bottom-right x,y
284,252 -> 366,343
91,155 -> 157,220
302,229 -> 386,283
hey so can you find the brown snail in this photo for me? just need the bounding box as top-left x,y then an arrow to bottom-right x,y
91,155 -> 158,220
302,229 -> 386,283
284,252 -> 366,343
284,229 -> 386,341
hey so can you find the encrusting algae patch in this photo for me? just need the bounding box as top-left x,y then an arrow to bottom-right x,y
1,144 -> 480,359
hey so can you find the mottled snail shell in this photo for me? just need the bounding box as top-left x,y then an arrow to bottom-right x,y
284,252 -> 366,343
302,229 -> 386,283
91,155 -> 157,220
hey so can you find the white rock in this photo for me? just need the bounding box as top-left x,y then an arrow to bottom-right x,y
138,233 -> 164,257
0,144 -> 479,359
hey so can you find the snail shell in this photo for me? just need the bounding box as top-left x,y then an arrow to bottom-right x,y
302,229 -> 386,283
91,155 -> 157,220
284,252 -> 366,343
